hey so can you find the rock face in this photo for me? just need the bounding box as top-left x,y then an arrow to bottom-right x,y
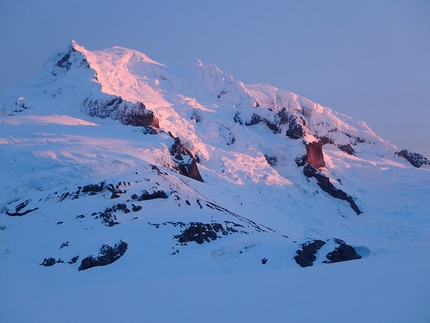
395,149 -> 430,168
83,96 -> 159,129
244,113 -> 279,133
294,238 -> 361,267
319,136 -> 356,155
303,164 -> 361,215
78,241 -> 128,271
294,239 -> 326,267
323,239 -> 362,264
277,108 -> 303,139
241,108 -> 304,140
306,140 -> 325,169
169,136 -> 203,182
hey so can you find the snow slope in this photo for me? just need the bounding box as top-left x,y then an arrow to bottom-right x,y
1,41 -> 429,322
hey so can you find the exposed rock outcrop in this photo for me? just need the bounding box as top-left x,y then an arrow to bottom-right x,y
131,190 -> 168,201
294,238 -> 361,267
319,136 -> 356,155
5,199 -> 38,217
294,239 -> 326,267
169,136 -> 203,182
92,208 -> 119,227
338,143 -> 355,155
40,256 -> 80,266
303,164 -> 361,215
68,256 -> 80,264
174,221 -> 245,244
78,240 -> 128,271
265,155 -> 278,166
83,96 -> 159,129
277,108 -> 303,139
244,113 -> 281,134
40,257 -> 62,267
306,140 -> 325,169
395,149 -> 430,168
54,182 -> 118,202
240,108 -> 304,139
295,154 -> 307,167
45,181 -> 133,203
92,202 -> 144,227
323,239 -> 362,264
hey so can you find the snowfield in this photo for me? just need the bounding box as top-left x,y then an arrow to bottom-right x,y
1,41 -> 429,322
2,243 -> 430,323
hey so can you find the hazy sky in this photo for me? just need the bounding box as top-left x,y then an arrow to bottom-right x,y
1,1 -> 429,157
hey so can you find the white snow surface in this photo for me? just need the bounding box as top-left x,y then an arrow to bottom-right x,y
1,41 -> 429,322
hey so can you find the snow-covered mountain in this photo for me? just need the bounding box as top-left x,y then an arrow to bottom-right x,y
1,41 -> 429,322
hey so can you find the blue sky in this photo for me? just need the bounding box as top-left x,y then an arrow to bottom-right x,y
1,0 -> 429,157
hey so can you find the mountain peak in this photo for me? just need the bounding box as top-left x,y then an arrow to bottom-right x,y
68,39 -> 90,56
69,39 -> 80,50
1,40 -> 429,323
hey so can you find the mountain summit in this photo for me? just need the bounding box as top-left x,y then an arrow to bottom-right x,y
1,41 -> 429,279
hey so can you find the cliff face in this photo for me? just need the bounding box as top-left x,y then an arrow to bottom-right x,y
306,140 -> 325,169
303,164 -> 362,215
83,96 -> 160,129
169,136 -> 204,182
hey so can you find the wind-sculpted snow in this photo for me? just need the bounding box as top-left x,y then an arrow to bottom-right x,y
1,41 -> 430,285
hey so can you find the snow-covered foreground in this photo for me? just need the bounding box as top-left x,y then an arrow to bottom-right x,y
2,244 -> 429,323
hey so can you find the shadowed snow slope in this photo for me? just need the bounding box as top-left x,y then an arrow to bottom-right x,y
1,41 -> 429,322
